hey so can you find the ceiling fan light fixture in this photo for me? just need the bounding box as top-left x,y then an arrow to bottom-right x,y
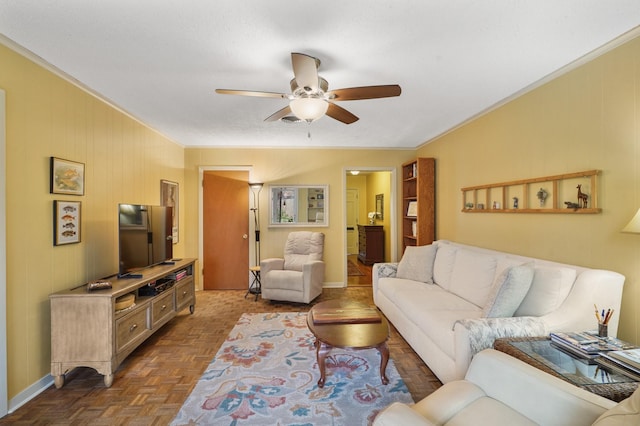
289,97 -> 328,122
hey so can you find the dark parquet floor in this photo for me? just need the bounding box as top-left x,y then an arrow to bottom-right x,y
1,282 -> 441,425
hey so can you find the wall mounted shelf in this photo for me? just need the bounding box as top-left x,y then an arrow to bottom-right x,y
461,170 -> 601,214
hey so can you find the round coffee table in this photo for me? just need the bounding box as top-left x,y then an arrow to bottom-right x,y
307,300 -> 390,388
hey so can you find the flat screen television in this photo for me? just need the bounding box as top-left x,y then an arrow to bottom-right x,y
118,203 -> 173,277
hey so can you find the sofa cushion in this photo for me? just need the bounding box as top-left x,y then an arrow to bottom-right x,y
592,387 -> 640,425
514,266 -> 576,316
449,250 -> 498,308
433,244 -> 457,290
397,244 -> 437,283
483,263 -> 535,318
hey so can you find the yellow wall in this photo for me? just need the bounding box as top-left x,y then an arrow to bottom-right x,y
1,44 -> 186,400
365,172 -> 392,261
417,36 -> 640,344
183,149 -> 413,285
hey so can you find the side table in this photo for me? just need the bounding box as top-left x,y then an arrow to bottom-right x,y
245,266 -> 261,301
494,337 -> 639,402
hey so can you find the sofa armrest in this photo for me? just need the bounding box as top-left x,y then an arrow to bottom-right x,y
372,263 -> 398,290
454,316 -> 548,356
467,349 -> 615,425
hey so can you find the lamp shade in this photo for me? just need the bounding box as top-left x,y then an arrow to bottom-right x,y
289,98 -> 328,121
622,208 -> 640,233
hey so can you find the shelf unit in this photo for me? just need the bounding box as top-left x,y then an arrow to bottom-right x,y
461,170 -> 601,214
402,158 -> 436,252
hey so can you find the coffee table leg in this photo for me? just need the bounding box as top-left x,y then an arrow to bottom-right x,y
377,342 -> 389,385
315,339 -> 331,388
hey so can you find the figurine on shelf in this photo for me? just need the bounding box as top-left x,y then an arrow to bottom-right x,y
465,202 -> 474,210
512,197 -> 519,209
565,201 -> 579,210
536,188 -> 548,207
577,185 -> 588,208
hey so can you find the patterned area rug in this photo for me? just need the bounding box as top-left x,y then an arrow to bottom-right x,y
171,312 -> 413,425
348,259 -> 365,276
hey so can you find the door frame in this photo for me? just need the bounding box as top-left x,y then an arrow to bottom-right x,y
198,166 -> 255,291
342,167 -> 397,285
1,90 -> 8,416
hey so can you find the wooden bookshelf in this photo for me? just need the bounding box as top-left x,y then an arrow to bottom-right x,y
402,158 -> 435,252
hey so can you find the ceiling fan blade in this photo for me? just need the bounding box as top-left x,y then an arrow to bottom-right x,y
326,103 -> 359,124
327,85 -> 401,101
215,89 -> 288,99
291,53 -> 320,92
264,105 -> 293,122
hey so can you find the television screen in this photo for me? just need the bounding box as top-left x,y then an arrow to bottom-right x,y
118,204 -> 173,277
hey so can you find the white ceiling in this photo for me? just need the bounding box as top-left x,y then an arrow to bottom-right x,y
1,1 -> 639,149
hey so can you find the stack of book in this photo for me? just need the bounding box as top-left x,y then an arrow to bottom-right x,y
598,348 -> 640,381
549,332 -> 635,362
169,269 -> 188,281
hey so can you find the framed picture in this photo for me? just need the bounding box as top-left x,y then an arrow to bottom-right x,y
54,200 -> 81,245
50,157 -> 85,195
407,201 -> 418,217
160,179 -> 179,243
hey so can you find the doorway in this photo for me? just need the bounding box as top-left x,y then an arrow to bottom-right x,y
344,167 -> 397,287
202,170 -> 250,290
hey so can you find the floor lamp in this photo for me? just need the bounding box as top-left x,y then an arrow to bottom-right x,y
249,182 -> 264,267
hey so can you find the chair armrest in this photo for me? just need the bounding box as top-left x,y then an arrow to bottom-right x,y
466,349 -> 615,425
373,402 -> 435,426
260,258 -> 284,276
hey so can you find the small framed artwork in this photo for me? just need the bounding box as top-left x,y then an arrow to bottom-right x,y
160,179 -> 179,244
50,157 -> 85,195
54,200 -> 81,245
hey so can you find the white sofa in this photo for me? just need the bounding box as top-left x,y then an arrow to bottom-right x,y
373,349 -> 640,426
373,240 -> 625,383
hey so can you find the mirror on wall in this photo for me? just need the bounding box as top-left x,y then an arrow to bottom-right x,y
376,194 -> 384,220
269,184 -> 329,227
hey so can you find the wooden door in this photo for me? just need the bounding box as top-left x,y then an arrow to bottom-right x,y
346,189 -> 359,254
203,171 -> 249,290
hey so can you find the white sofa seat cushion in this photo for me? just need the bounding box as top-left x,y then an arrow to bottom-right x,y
449,249 -> 498,307
397,244 -> 437,283
514,266 -> 576,316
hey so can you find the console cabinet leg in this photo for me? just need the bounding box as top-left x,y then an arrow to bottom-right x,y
53,375 -> 64,389
103,374 -> 114,388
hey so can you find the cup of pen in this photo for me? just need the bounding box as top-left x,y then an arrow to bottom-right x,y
595,306 -> 612,338
598,323 -> 608,338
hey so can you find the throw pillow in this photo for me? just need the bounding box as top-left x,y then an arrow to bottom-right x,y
396,244 -> 437,283
514,266 -> 576,316
483,263 -> 535,317
432,244 -> 457,290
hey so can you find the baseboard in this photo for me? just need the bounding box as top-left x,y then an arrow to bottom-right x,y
322,281 -> 345,288
8,374 -> 52,414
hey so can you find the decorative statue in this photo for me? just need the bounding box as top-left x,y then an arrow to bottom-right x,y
576,185 -> 588,208
536,188 -> 548,207
512,197 -> 519,209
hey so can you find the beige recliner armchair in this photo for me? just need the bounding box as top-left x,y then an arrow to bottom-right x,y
260,231 -> 325,304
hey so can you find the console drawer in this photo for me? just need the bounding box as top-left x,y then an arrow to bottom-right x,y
175,277 -> 194,312
115,305 -> 150,352
151,290 -> 175,328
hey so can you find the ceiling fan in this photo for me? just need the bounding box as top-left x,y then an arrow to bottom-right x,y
216,53 -> 401,124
